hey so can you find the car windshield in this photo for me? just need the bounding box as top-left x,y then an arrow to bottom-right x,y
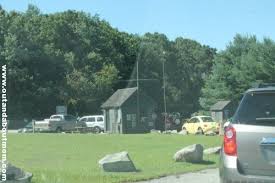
233,91 -> 275,126
79,118 -> 87,122
50,116 -> 62,120
201,117 -> 214,122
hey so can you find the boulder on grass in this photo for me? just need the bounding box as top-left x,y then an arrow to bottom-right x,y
150,129 -> 161,134
178,130 -> 187,135
203,146 -> 221,155
173,144 -> 204,163
0,161 -> 32,183
162,130 -> 172,134
98,151 -> 136,172
205,130 -> 216,136
171,130 -> 178,134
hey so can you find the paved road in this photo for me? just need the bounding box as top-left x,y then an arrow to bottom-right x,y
136,168 -> 219,183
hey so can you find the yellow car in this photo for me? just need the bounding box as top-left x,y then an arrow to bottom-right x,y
182,116 -> 219,134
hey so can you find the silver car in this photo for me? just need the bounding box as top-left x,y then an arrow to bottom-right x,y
18,122 -> 33,133
78,115 -> 105,133
220,86 -> 275,183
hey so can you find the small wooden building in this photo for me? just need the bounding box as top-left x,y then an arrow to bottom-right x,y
210,100 -> 234,123
210,100 -> 234,134
101,87 -> 157,134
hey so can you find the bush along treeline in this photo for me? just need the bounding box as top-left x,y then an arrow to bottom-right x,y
1,5 -> 275,120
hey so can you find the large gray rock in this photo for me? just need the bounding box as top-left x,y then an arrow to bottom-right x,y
98,151 -> 136,172
203,146 -> 221,155
0,161 -> 32,183
173,144 -> 204,163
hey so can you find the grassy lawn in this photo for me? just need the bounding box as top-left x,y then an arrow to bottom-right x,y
7,133 -> 222,183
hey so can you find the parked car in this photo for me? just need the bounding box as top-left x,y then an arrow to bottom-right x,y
78,115 -> 104,133
34,114 -> 78,132
18,122 -> 33,133
182,115 -> 219,134
220,85 -> 275,183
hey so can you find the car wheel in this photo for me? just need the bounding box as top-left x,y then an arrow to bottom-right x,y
197,128 -> 204,135
56,127 -> 62,133
94,126 -> 101,134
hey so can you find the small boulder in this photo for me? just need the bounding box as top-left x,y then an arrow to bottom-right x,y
171,130 -> 178,134
204,131 -> 216,136
98,151 -> 136,172
162,130 -> 172,134
178,130 -> 187,135
0,161 -> 32,183
204,146 -> 221,155
150,129 -> 161,134
173,144 -> 204,163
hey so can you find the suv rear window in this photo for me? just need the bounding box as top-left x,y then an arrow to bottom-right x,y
233,91 -> 275,126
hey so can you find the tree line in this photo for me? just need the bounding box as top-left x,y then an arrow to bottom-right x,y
1,5 -> 275,120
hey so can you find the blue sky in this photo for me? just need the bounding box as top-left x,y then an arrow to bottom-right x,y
1,0 -> 275,50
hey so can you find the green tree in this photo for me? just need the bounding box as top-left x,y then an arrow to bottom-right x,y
1,5 -> 138,118
131,33 -> 216,117
200,34 -> 275,110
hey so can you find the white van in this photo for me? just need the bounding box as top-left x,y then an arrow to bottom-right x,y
79,115 -> 104,133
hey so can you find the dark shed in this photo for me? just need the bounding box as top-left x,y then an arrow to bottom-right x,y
210,100 -> 234,122
101,87 -> 157,134
210,100 -> 234,134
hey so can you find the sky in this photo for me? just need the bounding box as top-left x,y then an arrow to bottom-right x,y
1,0 -> 275,50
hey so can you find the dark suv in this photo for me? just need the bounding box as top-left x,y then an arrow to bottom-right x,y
220,85 -> 275,183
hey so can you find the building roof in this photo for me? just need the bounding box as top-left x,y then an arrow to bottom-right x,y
246,87 -> 275,93
210,100 -> 231,111
101,87 -> 137,108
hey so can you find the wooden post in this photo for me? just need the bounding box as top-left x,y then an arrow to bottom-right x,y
32,119 -> 35,133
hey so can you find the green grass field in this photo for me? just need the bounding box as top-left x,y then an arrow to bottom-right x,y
7,133 -> 222,183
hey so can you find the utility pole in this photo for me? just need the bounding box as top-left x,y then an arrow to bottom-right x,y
136,58 -> 140,125
162,51 -> 167,131
118,56 -> 159,127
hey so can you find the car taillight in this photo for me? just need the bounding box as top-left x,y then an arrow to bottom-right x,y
224,126 -> 237,156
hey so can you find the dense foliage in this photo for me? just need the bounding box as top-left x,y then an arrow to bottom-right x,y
1,5 -> 139,118
200,34 -> 275,110
136,34 -> 216,116
0,5 -> 216,119
1,5 -> 274,121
